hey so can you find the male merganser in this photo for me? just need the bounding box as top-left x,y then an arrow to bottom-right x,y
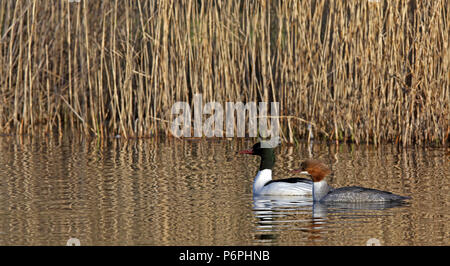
293,159 -> 411,202
239,143 -> 312,196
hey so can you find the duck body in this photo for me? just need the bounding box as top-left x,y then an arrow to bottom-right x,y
295,160 -> 411,203
320,186 -> 410,202
240,143 -> 312,196
314,183 -> 410,203
253,169 -> 312,196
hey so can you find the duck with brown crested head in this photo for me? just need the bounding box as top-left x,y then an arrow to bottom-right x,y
293,159 -> 410,202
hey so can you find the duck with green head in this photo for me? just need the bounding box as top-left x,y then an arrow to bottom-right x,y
239,142 -> 312,196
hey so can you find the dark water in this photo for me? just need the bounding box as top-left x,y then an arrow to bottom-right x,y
0,136 -> 448,246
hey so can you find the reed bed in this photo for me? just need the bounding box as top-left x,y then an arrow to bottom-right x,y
0,0 -> 448,146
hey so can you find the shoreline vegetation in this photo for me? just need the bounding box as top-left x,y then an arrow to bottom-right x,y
0,0 -> 448,146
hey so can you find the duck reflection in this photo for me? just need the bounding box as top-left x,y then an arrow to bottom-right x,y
252,195 -> 313,243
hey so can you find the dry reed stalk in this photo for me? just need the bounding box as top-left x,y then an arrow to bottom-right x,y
0,0 -> 447,146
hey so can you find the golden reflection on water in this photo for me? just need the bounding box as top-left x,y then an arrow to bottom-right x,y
0,136 -> 448,246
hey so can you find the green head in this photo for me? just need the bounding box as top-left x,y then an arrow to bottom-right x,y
239,142 -> 275,171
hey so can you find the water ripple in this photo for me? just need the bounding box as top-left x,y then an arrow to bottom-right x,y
0,137 -> 447,245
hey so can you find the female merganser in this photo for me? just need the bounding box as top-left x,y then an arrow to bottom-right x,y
293,159 -> 411,202
239,143 -> 312,196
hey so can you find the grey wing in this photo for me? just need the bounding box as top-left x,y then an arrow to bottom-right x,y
322,186 -> 410,202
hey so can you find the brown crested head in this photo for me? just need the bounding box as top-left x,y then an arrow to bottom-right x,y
298,159 -> 331,182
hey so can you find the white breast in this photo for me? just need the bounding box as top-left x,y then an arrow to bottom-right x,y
253,169 -> 273,194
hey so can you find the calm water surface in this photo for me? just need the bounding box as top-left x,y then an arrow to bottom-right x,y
0,136 -> 448,246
